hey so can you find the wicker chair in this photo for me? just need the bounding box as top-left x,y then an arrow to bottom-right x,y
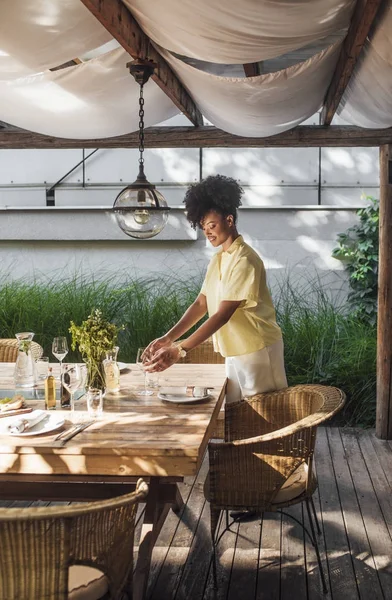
0,479 -> 148,600
205,384 -> 345,593
0,338 -> 43,362
177,338 -> 225,365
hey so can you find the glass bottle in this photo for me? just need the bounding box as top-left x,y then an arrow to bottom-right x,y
61,368 -> 71,409
45,368 -> 56,410
14,332 -> 37,388
103,347 -> 121,393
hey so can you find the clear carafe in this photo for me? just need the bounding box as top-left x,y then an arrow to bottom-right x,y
14,332 -> 37,388
103,346 -> 121,393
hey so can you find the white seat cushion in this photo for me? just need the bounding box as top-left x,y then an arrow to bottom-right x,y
68,565 -> 109,600
272,462 -> 309,505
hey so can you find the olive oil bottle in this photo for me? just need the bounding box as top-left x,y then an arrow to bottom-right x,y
44,368 -> 56,410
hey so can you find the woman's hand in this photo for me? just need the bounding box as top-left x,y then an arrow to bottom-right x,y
144,344 -> 180,372
142,335 -> 172,361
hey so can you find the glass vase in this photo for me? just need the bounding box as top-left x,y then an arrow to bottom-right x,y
14,332 -> 37,388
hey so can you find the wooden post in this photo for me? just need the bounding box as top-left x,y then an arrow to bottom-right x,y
376,144 -> 392,439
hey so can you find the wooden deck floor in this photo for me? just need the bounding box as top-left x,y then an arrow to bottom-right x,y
143,427 -> 392,600
2,427 -> 392,599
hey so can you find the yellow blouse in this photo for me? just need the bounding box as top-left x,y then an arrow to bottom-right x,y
201,235 -> 282,357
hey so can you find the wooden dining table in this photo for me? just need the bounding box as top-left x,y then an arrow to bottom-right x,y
0,362 -> 227,600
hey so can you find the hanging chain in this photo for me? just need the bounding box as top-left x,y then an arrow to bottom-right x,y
138,84 -> 145,166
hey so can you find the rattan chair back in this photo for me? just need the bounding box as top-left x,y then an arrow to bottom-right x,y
208,385 -> 345,515
0,339 -> 43,362
177,338 -> 225,364
0,479 -> 148,600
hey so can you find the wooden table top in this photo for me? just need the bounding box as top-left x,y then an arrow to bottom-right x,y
0,363 -> 226,477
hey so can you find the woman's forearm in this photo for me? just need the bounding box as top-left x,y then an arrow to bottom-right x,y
181,300 -> 241,351
165,295 -> 207,342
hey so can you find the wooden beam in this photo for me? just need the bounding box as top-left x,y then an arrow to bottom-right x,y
1,125 -> 392,149
50,58 -> 82,71
243,63 -> 260,77
376,144 -> 392,440
79,0 -> 202,126
321,0 -> 385,125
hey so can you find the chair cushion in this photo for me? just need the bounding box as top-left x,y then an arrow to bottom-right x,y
272,462 -> 310,505
68,565 -> 109,600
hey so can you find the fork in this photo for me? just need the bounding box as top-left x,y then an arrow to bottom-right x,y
54,424 -> 78,441
56,421 -> 94,445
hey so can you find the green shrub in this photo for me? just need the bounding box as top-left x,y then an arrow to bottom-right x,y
332,196 -> 379,325
274,276 -> 376,426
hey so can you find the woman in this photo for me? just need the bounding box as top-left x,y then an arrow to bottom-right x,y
143,174 -> 287,402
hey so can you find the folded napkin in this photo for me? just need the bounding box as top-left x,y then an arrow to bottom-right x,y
8,410 -> 47,434
159,386 -> 208,398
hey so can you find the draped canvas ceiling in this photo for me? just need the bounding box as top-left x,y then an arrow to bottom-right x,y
0,0 -> 391,139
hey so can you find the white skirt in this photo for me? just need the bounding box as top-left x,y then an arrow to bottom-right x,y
225,339 -> 288,404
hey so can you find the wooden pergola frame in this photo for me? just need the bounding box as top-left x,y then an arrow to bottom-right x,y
1,0 -> 391,438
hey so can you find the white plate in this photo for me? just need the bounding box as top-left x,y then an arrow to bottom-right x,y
0,412 -> 65,436
158,392 -> 210,404
117,362 -> 129,372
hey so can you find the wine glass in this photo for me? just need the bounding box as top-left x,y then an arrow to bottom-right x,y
136,348 -> 153,396
52,337 -> 68,379
62,364 -> 82,412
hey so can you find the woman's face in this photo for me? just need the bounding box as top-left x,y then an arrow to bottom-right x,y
201,210 -> 234,247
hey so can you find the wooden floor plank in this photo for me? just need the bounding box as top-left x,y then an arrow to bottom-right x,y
280,504 -> 307,600
203,514 -> 239,600
305,485 -> 333,600
148,457 -> 209,600
340,429 -> 392,597
327,428 -> 384,600
358,430 -> 392,539
227,513 -> 261,600
174,500 -> 213,600
316,428 -> 359,599
145,475 -> 194,595
369,432 -> 392,490
256,512 -> 281,600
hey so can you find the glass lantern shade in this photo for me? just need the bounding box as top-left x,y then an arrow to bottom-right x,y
113,186 -> 169,239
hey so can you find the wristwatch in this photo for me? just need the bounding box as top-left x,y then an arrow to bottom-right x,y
176,344 -> 187,358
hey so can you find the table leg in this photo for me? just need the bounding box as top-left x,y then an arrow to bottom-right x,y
133,479 -> 182,600
172,484 -> 184,513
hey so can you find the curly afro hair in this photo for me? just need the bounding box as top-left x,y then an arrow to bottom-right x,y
183,174 -> 243,229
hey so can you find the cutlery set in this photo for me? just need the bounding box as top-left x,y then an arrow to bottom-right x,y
55,421 -> 94,445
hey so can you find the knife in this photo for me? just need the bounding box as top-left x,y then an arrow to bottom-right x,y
0,407 -> 33,419
58,421 -> 94,446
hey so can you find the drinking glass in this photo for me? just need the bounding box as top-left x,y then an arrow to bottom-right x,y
62,364 -> 82,412
136,348 -> 153,396
86,388 -> 103,418
36,356 -> 49,380
52,337 -> 68,379
146,371 -> 159,389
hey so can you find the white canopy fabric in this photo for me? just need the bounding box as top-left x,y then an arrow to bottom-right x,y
0,0 -> 390,138
124,0 -> 354,64
160,42 -> 342,137
0,0 -> 112,80
338,1 -> 392,128
0,48 -> 179,138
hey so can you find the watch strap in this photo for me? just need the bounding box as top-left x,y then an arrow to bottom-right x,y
176,344 -> 187,358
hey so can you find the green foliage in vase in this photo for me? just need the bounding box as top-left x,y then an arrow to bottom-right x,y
332,196 -> 379,326
18,340 -> 32,354
69,309 -> 123,390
